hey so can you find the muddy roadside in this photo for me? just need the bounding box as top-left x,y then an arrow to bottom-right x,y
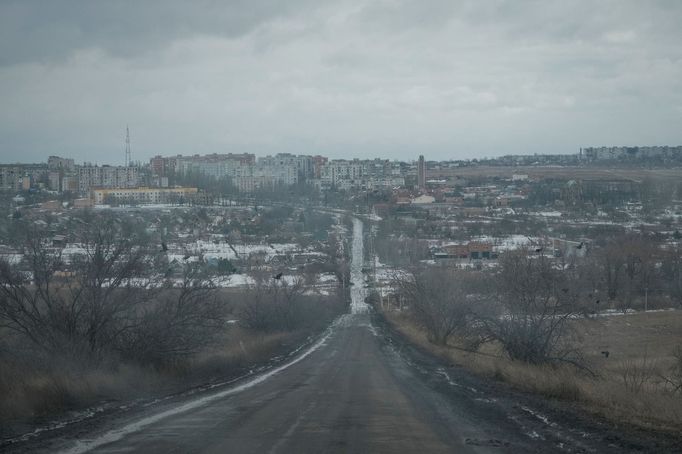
372,310 -> 682,453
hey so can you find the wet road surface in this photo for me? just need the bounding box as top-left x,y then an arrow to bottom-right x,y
69,313 -> 527,453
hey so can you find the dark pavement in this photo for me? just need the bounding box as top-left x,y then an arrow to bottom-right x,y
60,313 -> 550,453
51,310 -> 667,454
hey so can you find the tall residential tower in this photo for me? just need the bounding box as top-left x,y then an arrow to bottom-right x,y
417,155 -> 426,189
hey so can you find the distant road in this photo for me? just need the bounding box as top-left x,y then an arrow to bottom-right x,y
19,219 -> 676,454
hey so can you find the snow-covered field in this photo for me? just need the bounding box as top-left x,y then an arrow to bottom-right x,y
532,211 -> 563,218
0,253 -> 23,265
372,257 -> 410,297
189,241 -> 300,262
441,234 -> 543,253
0,241 -> 339,292
25,240 -> 321,266
482,234 -> 539,252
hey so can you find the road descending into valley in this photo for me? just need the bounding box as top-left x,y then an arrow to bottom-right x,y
21,218 -> 674,453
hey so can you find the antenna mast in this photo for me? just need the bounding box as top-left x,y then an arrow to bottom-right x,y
124,125 -> 132,166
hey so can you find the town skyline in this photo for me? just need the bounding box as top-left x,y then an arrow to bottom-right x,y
3,138 -> 682,167
3,145 -> 681,201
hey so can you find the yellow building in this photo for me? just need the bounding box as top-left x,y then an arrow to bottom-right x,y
92,187 -> 198,205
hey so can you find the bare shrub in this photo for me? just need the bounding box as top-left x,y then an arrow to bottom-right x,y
660,345 -> 682,395
619,353 -> 658,394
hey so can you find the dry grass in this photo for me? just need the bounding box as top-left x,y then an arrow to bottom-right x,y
188,327 -> 308,379
382,309 -> 682,433
0,284 -> 345,434
0,327 -> 309,432
0,358 -> 160,428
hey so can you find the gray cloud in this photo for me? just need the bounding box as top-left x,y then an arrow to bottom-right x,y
1,0 -> 681,163
0,0 -> 315,66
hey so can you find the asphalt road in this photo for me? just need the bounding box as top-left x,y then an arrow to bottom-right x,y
13,218 -> 677,453
64,313 -> 535,454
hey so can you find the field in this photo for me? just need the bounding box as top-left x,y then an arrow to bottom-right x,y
429,165 -> 682,183
579,311 -> 682,375
382,309 -> 682,433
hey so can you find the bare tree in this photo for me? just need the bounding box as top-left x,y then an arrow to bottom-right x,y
481,250 -> 585,365
595,235 -> 657,312
239,281 -> 273,331
599,240 -> 625,303
277,276 -> 307,330
117,263 -> 227,366
661,244 -> 682,306
67,215 -> 160,355
0,225 -> 66,352
620,236 -> 655,312
237,274 -> 346,334
0,216 -> 160,359
239,277 -> 306,332
395,268 -> 477,346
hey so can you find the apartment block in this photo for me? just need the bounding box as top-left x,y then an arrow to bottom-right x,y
92,187 -> 198,205
78,165 -> 139,194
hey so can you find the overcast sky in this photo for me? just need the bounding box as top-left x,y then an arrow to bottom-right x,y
1,0 -> 681,165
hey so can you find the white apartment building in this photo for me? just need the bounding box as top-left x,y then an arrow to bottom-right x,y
78,165 -> 139,194
176,158 -> 244,179
582,146 -> 682,162
232,164 -> 299,192
174,154 -> 256,180
314,159 -> 406,191
259,154 -> 314,180
320,160 -> 366,187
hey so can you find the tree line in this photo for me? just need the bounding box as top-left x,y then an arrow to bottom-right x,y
0,212 -> 227,367
391,235 -> 682,367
